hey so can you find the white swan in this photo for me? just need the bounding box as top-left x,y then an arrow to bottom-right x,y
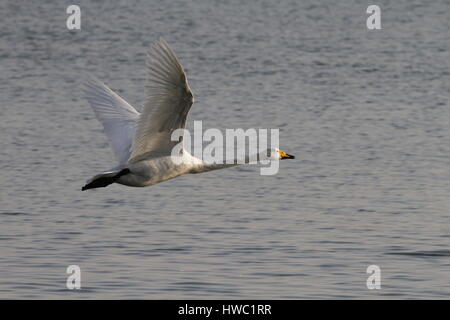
82,38 -> 294,191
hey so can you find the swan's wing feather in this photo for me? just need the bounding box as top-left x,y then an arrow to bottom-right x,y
84,79 -> 140,165
129,38 -> 193,162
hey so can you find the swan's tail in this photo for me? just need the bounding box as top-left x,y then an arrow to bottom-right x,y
81,168 -> 130,191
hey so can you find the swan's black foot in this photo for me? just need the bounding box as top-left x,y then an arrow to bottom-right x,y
81,168 -> 130,191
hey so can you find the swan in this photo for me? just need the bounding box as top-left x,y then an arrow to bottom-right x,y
81,38 -> 294,191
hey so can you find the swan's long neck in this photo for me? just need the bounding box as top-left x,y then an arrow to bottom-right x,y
199,150 -> 268,172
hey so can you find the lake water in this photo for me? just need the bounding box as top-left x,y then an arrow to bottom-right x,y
1,0 -> 449,299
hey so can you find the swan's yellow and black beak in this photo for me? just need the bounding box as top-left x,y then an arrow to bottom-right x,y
279,150 -> 295,160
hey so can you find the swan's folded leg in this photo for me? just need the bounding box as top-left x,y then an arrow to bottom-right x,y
81,168 -> 130,191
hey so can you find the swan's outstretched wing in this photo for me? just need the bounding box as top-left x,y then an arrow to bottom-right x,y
129,38 -> 194,162
84,79 -> 140,165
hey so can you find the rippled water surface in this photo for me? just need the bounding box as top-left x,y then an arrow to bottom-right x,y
1,0 -> 450,298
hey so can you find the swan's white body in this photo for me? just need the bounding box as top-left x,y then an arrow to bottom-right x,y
82,38 -> 293,190
118,153 -> 205,187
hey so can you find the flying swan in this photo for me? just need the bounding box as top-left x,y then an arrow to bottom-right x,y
82,38 -> 294,191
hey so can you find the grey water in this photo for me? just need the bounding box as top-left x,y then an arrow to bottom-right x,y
1,0 -> 449,299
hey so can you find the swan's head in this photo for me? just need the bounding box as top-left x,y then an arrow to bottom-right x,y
268,148 -> 295,160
